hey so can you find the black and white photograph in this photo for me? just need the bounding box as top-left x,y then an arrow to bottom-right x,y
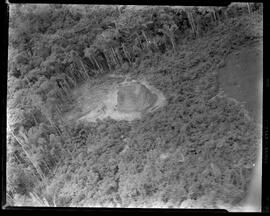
6,2 -> 263,212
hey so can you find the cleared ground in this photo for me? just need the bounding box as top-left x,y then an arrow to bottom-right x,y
64,77 -> 167,123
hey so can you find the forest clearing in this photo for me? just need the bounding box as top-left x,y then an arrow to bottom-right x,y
6,3 -> 263,211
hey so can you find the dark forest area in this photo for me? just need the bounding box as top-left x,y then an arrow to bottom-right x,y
7,3 -> 263,210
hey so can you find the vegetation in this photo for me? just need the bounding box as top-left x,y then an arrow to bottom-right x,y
7,3 -> 262,208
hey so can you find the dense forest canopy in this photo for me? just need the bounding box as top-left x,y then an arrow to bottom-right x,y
7,3 -> 262,208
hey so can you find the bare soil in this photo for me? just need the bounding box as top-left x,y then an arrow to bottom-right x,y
64,76 -> 167,123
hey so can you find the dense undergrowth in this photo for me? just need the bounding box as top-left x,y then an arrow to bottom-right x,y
7,4 -> 262,208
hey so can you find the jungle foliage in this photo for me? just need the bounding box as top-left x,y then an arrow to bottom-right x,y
7,3 -> 262,207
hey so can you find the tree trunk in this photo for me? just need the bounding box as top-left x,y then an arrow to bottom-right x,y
18,128 -> 28,144
103,51 -> 112,71
247,3 -> 251,14
46,114 -> 62,136
111,48 -> 121,67
79,58 -> 90,80
136,32 -> 143,49
141,30 -> 149,50
13,151 -> 22,164
62,76 -> 71,94
110,48 -> 118,67
67,65 -> 78,87
65,73 -> 77,88
122,43 -> 131,64
115,48 -> 123,65
72,62 -> 83,82
42,159 -> 52,175
187,11 -> 197,37
55,103 -> 62,116
213,10 -> 217,23
70,63 -> 79,83
170,35 -> 176,53
56,88 -> 65,103
9,128 -> 45,181
57,81 -> 68,97
32,111 -> 38,126
111,48 -> 118,66
87,55 -> 95,70
92,55 -> 102,72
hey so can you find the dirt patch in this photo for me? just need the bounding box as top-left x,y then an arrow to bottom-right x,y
218,41 -> 263,124
116,82 -> 158,113
64,77 -> 167,123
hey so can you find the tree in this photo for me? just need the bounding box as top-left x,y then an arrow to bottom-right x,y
8,125 -> 46,182
157,24 -> 178,53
